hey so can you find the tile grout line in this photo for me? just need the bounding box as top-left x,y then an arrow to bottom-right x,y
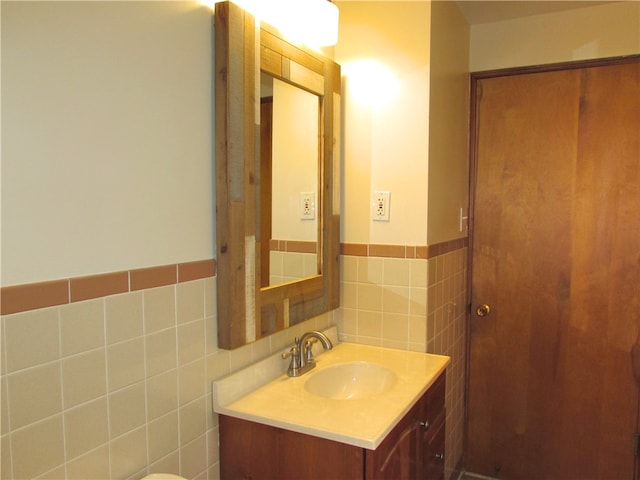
57,305 -> 68,478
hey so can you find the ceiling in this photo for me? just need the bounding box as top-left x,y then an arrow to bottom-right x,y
337,1 -> 621,25
454,1 -> 619,25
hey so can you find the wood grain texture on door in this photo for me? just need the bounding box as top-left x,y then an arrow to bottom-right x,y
467,59 -> 640,480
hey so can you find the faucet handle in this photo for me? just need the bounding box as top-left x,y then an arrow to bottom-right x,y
281,345 -> 301,372
303,338 -> 318,364
281,345 -> 299,360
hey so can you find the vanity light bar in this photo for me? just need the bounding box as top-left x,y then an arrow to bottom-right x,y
207,0 -> 339,47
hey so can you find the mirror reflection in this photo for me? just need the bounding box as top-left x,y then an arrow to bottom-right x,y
260,73 -> 320,287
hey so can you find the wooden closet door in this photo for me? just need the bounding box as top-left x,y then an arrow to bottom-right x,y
467,60 -> 640,480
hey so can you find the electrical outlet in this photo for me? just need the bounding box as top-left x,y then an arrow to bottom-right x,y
372,190 -> 390,221
300,192 -> 316,220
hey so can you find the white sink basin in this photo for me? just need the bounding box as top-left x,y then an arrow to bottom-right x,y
304,361 -> 397,400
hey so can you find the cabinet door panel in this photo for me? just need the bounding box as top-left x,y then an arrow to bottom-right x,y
423,413 -> 445,480
421,373 -> 445,432
366,400 -> 422,480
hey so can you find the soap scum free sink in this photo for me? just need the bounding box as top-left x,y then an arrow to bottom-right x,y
304,361 -> 397,399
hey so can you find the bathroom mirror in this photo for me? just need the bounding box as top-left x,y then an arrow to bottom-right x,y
214,1 -> 341,350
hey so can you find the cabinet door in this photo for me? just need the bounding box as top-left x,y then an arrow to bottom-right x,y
365,399 -> 423,480
422,373 -> 446,430
423,413 -> 445,480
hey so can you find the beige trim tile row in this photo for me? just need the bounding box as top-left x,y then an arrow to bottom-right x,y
341,238 -> 468,259
0,259 -> 216,315
1,240 -> 467,316
269,239 -> 317,254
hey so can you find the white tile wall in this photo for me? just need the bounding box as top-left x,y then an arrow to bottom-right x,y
0,276 -> 335,479
1,248 -> 467,479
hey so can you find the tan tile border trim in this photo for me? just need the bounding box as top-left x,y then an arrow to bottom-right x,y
0,259 -> 216,315
1,238 -> 466,315
340,237 -> 468,259
269,240 -> 317,254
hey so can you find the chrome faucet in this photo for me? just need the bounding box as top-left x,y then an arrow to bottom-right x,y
281,331 -> 333,377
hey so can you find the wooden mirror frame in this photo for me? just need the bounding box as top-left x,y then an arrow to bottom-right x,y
214,1 -> 341,350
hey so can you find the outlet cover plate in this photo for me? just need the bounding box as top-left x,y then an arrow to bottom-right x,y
300,192 -> 316,220
372,190 -> 390,221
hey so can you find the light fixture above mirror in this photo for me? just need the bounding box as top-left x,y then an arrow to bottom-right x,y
207,0 -> 339,48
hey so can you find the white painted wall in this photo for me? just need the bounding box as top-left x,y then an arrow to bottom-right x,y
1,1 -> 214,286
336,1 -> 431,245
470,1 -> 640,71
427,1 -> 470,244
4,1 -> 636,285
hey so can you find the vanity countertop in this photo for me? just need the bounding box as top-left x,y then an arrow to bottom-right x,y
212,341 -> 450,449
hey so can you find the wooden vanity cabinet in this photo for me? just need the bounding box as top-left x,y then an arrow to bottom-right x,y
367,371 -> 446,480
219,372 -> 446,480
219,416 -> 363,479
